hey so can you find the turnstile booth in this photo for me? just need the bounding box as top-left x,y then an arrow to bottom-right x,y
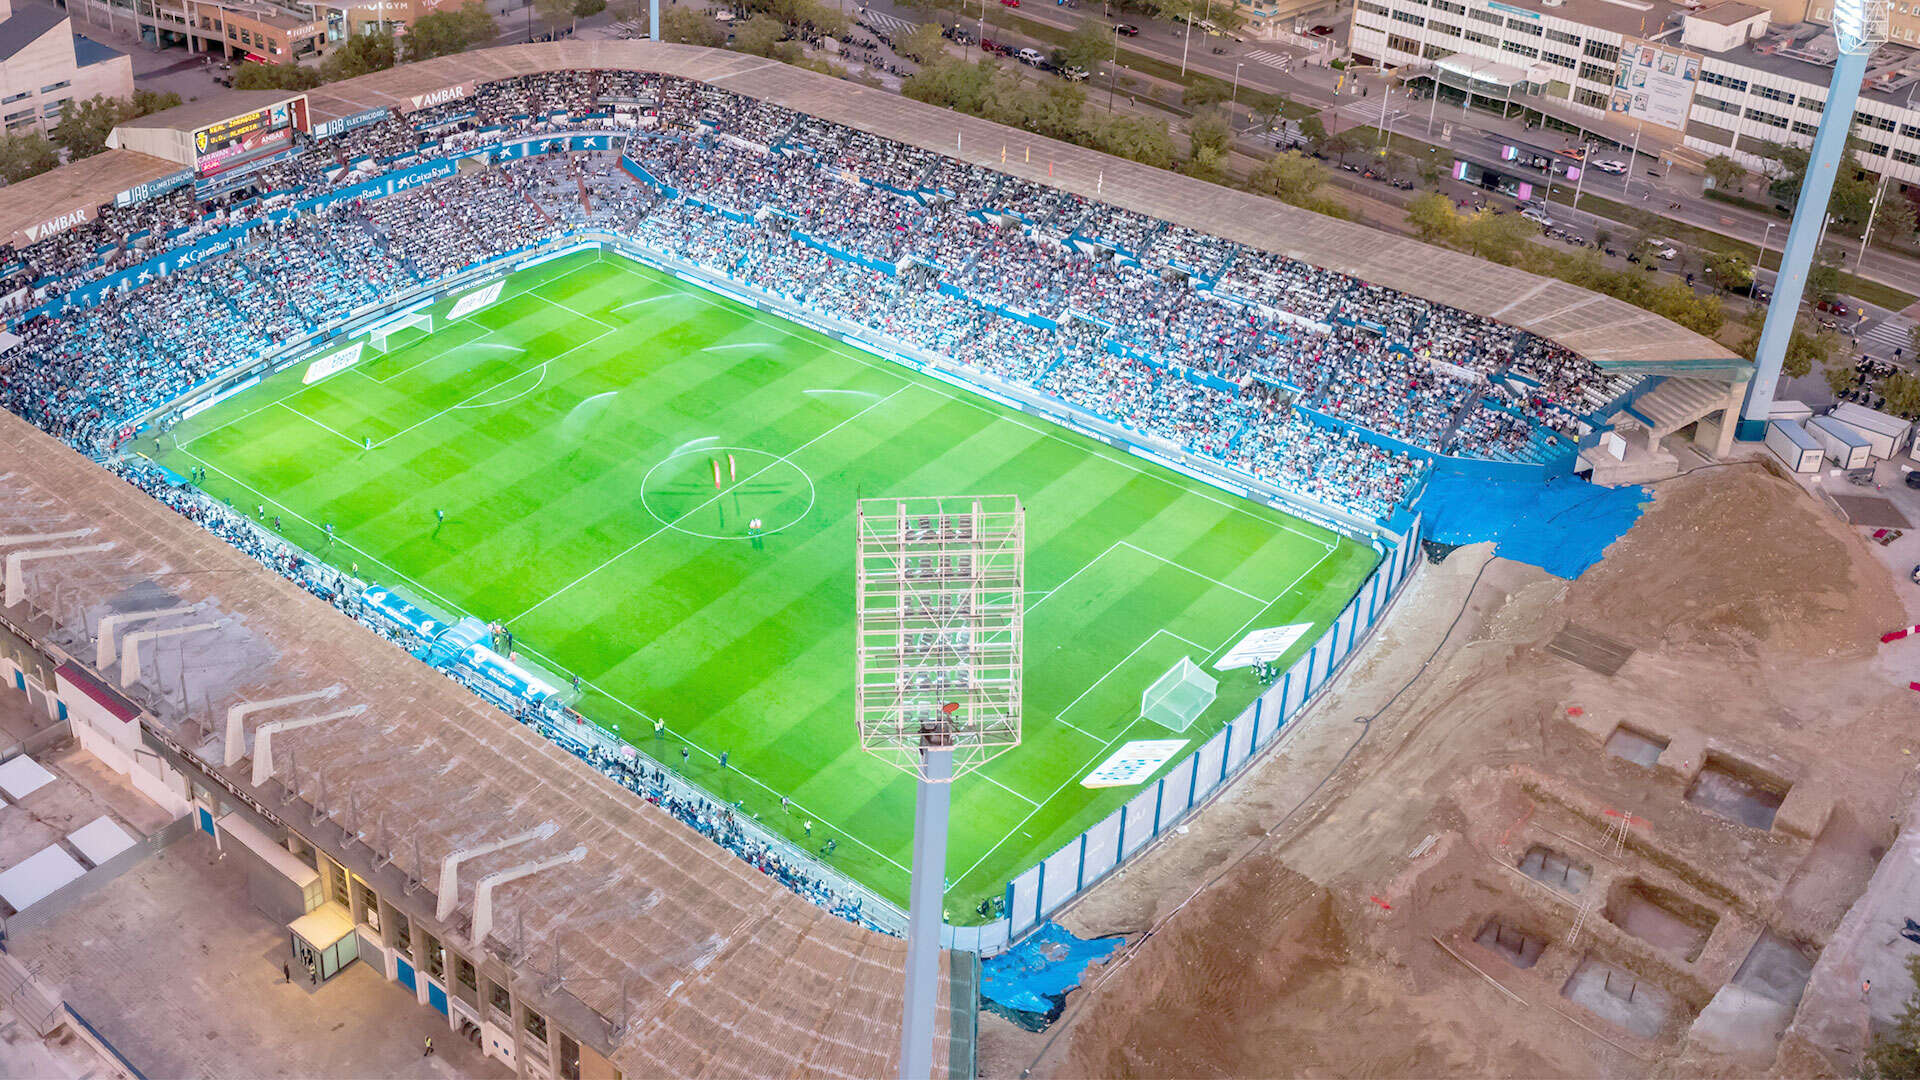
289,902 -> 359,984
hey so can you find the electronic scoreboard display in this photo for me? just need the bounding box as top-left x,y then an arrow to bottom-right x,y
193,96 -> 310,177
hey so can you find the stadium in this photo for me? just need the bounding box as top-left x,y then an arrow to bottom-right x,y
8,37 -> 1912,1080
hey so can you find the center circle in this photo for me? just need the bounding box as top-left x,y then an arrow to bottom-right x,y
639,446 -> 816,541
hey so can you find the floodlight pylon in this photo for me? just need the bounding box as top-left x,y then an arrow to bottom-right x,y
854,495 -> 1024,1080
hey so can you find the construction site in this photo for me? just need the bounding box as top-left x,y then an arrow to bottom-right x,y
990,460 -> 1920,1078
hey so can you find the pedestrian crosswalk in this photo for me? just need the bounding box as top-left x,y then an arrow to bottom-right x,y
1243,48 -> 1293,71
1339,100 -> 1410,126
1860,313 -> 1914,358
858,9 -> 918,34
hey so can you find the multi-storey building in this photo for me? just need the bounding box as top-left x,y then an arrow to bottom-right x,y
0,0 -> 131,135
1350,0 -> 1920,188
68,0 -> 448,65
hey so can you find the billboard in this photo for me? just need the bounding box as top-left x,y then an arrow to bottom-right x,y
193,96 -> 310,177
1610,38 -> 1700,132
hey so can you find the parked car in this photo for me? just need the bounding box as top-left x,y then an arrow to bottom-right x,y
999,0 -> 1020,8
1308,23 -> 1335,34
1592,158 -> 1628,174
1520,205 -> 1553,226
1016,46 -> 1045,64
1644,238 -> 1678,260
1113,21 -> 1140,34
1905,469 -> 1920,490
1061,64 -> 1090,80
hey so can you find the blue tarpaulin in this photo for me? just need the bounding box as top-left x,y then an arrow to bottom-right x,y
1416,474 -> 1650,580
980,922 -> 1125,1030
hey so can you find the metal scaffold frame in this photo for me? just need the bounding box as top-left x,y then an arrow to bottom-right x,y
854,495 -> 1024,780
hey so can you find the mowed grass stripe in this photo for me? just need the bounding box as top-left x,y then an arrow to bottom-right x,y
158,250 -> 1379,912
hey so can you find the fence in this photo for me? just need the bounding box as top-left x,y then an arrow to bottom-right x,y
943,511 -> 1423,955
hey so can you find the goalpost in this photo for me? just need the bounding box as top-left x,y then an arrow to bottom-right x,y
368,311 -> 433,354
1142,656 -> 1218,733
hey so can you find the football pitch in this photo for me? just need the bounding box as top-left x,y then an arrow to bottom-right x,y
154,249 -> 1378,915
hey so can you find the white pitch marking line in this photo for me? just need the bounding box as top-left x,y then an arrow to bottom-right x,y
515,641 -> 913,876
1115,540 -> 1267,603
276,402 -> 365,450
606,258 -> 1336,551
508,385 -> 908,625
451,361 -> 549,410
166,436 -> 914,882
975,770 -> 1041,807
375,328 -> 617,448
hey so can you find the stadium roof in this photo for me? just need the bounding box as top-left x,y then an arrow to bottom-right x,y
0,41 -> 1733,367
286,41 -> 1735,369
0,148 -> 179,249
0,412 -> 950,1079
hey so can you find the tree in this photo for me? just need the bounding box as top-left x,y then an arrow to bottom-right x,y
1701,248 -> 1753,294
1760,139 -> 1876,229
1460,208 -> 1535,263
404,2 -> 497,59
729,13 -> 790,57
1806,244 -> 1844,304
899,22 -> 948,64
1703,153 -> 1744,192
1781,323 -> 1835,379
233,61 -> 322,91
661,5 -> 723,46
50,91 -> 179,160
1180,144 -> 1229,184
1298,113 -> 1328,151
1058,20 -> 1112,73
1873,192 -> 1917,250
1881,372 -> 1920,419
320,29 -> 397,80
1247,93 -> 1285,133
1405,191 -> 1458,244
1091,113 -> 1174,168
1323,130 -> 1354,165
1824,359 -> 1858,397
1181,80 -> 1226,109
1868,955 -> 1920,1078
0,133 -> 57,183
1184,108 -> 1231,159
1250,150 -> 1325,205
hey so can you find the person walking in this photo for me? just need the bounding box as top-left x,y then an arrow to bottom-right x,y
282,962 -> 291,983
680,746 -> 690,766
719,750 -> 729,770
424,1034 -> 434,1057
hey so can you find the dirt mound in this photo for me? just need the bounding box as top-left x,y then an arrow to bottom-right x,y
1564,467 -> 1903,659
1017,463 -> 1916,1079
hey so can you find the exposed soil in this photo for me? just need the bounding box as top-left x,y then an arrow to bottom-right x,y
984,465 -> 1916,1079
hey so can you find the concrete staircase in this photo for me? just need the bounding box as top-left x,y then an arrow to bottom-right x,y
1633,376 -> 1737,443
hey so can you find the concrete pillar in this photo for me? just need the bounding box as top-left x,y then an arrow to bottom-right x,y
98,605 -> 195,670
4,543 -> 114,609
1741,47 -> 1870,439
898,747 -> 951,1080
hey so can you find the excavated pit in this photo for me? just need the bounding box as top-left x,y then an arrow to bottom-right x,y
1604,725 -> 1669,768
1474,918 -> 1548,969
1517,844 -> 1591,895
1603,879 -> 1718,962
1684,753 -> 1789,831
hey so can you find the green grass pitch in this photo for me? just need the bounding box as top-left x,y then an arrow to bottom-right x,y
155,250 -> 1378,916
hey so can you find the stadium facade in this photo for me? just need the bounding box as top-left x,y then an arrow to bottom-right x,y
0,41 -> 1738,1076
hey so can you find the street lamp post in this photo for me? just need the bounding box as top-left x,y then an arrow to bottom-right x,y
1108,27 -> 1120,112
1230,61 -> 1244,116
1178,0 -> 1212,77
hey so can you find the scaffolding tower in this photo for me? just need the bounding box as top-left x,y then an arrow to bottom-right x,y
853,495 -> 1024,1080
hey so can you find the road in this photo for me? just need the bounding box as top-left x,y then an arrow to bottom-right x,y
852,0 -> 1920,303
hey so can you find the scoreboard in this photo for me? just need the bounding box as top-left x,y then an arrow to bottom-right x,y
193,96 -> 310,177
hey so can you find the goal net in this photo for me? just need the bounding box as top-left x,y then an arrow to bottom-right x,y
369,312 -> 433,353
1141,656 -> 1217,733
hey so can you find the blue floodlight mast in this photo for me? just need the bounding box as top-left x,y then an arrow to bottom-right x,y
651,0 -> 661,45
1740,0 -> 1883,439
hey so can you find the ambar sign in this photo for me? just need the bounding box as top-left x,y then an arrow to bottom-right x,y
405,81 -> 475,112
12,204 -> 95,247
